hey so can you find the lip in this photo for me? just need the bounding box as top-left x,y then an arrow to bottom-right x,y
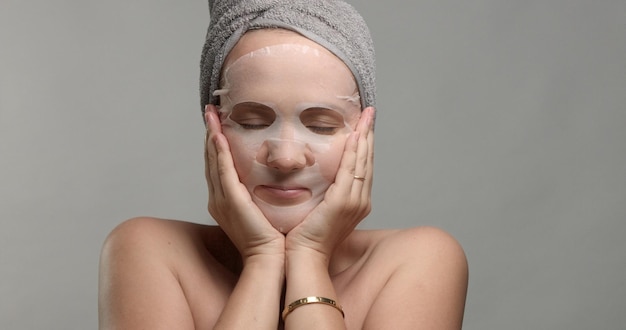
254,185 -> 312,206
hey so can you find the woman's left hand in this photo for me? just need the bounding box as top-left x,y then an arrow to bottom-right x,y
286,106 -> 375,260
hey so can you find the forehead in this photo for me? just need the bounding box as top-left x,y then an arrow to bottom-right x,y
220,29 -> 360,117
224,29 -> 350,77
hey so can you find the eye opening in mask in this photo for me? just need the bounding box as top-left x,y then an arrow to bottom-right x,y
300,107 -> 346,135
230,102 -> 277,130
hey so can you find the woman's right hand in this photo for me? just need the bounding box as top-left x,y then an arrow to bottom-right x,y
204,104 -> 285,262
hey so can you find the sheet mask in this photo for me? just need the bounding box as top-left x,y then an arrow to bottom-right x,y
215,43 -> 361,233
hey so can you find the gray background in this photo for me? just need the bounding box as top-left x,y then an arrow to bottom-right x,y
1,0 -> 625,329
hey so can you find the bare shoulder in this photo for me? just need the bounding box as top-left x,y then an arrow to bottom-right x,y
100,216 -> 228,257
337,227 -> 468,329
102,216 -> 202,248
371,226 -> 467,268
100,217 -> 220,276
99,217 -> 234,329
340,226 -> 467,273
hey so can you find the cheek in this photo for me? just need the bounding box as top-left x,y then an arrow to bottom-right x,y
315,136 -> 348,182
222,128 -> 257,182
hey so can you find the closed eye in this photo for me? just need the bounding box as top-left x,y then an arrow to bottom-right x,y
230,102 -> 276,130
300,108 -> 345,135
240,123 -> 270,130
306,125 -> 340,135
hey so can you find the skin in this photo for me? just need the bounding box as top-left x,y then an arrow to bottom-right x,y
217,38 -> 363,233
98,29 -> 468,329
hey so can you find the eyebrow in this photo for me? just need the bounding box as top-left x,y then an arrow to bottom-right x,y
232,101 -> 275,111
296,102 -> 352,114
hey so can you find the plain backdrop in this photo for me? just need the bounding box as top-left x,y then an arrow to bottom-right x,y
1,1 -> 625,329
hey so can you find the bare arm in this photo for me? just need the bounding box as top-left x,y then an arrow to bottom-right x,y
98,216 -> 285,330
282,250 -> 346,329
205,105 -> 286,329
213,255 -> 284,329
282,107 -> 376,329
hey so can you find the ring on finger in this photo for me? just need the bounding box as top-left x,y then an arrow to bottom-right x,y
353,175 -> 366,181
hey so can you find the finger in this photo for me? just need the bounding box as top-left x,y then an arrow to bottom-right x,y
329,130 -> 360,198
204,106 -> 216,200
351,107 -> 373,179
352,127 -> 368,186
351,108 -> 373,198
207,107 -> 251,205
205,106 -> 226,200
361,107 -> 376,201
204,127 -> 215,198
213,133 -> 245,203
333,106 -> 374,197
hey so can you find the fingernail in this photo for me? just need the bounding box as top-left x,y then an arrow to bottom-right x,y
369,107 -> 376,129
206,111 -> 215,126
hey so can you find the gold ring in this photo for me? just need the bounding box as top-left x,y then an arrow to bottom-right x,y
353,175 -> 366,181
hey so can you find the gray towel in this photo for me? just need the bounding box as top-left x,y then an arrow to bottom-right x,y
199,0 -> 376,116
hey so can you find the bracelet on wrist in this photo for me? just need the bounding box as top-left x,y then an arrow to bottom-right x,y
282,296 -> 344,321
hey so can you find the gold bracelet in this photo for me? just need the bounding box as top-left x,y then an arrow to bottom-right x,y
282,296 -> 345,321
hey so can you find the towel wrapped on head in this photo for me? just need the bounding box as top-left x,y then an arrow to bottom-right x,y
199,0 -> 376,116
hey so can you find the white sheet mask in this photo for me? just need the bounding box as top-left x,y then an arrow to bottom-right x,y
214,43 -> 362,232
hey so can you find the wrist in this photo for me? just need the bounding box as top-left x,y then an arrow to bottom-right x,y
285,233 -> 334,261
283,248 -> 343,327
285,248 -> 330,277
243,249 -> 285,266
240,235 -> 285,264
242,253 -> 285,281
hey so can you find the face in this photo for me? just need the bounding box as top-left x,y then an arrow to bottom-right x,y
215,29 -> 362,233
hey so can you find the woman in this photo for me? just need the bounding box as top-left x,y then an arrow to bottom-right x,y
98,0 -> 468,329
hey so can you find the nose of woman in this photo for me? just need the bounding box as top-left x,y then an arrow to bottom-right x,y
258,139 -> 315,172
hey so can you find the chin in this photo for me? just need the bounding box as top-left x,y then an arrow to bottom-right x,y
250,183 -> 325,234
270,219 -> 299,234
256,202 -> 316,234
